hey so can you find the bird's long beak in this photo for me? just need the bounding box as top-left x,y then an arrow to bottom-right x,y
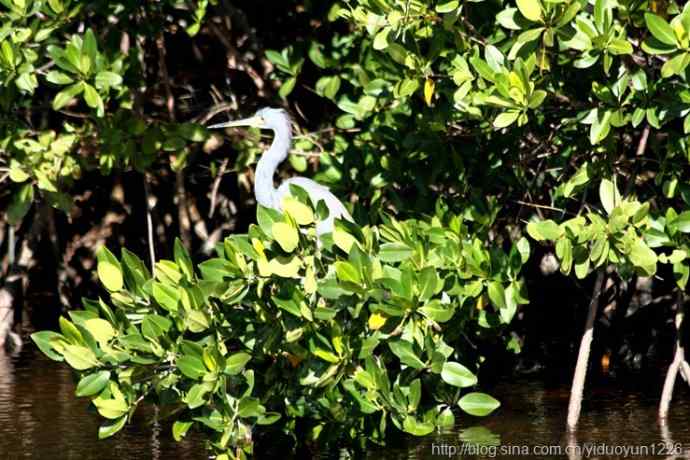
207,115 -> 264,130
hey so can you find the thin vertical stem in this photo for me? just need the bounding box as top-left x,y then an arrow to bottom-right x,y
659,290 -> 685,420
567,269 -> 605,431
143,174 -> 156,276
7,225 -> 15,266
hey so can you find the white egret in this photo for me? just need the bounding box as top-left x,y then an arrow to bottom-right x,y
208,107 -> 352,235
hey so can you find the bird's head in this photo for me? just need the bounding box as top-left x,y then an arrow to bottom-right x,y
208,107 -> 292,133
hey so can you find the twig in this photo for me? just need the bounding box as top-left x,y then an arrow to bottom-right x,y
195,102 -> 235,125
290,149 -> 324,158
514,200 -> 564,213
567,269 -> 605,431
156,34 -> 176,121
209,158 -> 230,219
156,32 -> 192,247
206,19 -> 271,97
625,124 -> 650,196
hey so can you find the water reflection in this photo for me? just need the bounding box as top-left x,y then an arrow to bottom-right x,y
0,347 -> 205,460
362,378 -> 690,459
1,345 -> 689,459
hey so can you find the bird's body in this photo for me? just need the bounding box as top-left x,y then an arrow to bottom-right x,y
209,107 -> 351,235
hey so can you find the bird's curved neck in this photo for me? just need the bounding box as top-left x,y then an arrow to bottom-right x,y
254,123 -> 292,209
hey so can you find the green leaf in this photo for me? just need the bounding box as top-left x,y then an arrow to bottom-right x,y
308,42 -> 327,68
62,344 -> 99,370
83,318 -> 115,345
388,340 -> 425,369
282,196 -> 314,225
516,0 -> 543,22
379,242 -> 414,262
95,71 -> 123,88
644,13 -> 678,47
608,38 -> 633,55
315,75 -> 341,100
408,378 -> 422,410
528,90 -> 547,109
96,246 -> 123,292
177,355 -> 206,380
272,221 -> 299,252
83,83 -> 103,113
52,82 -> 84,110
76,371 -> 110,397
141,314 -> 172,339
1,41 -> 14,69
335,261 -> 361,284
152,282 -> 180,312
8,161 -> 29,183
593,0 -> 607,30
402,416 -> 435,436
225,352 -> 252,375
438,406 -> 455,428
83,29 -> 98,63
629,239 -> 657,276
46,70 -> 74,85
675,211 -> 690,233
7,184 -> 34,226
496,8 -> 526,30
441,361 -> 478,388
48,0 -> 64,14
279,77 -> 297,98
493,111 -> 520,128
373,27 -> 390,50
30,331 -> 64,362
487,281 -> 506,309
590,109 -> 612,145
174,238 -> 194,280
98,416 -> 127,439
332,226 -> 358,252
598,179 -> 620,215
172,421 -> 193,441
14,72 -> 36,94
184,383 -> 209,409
265,49 -> 289,69
526,220 -> 561,241
642,36 -> 677,55
273,295 -> 302,318
419,300 -> 454,323
661,52 -> 690,78
257,412 -> 282,425
435,1 -> 459,13
516,237 -> 530,264
93,393 -> 128,419
417,267 -> 439,301
257,205 -> 281,237
59,316 -> 84,345
267,255 -> 301,278
458,392 -> 501,416
185,310 -> 210,333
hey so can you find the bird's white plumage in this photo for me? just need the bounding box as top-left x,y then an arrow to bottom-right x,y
209,107 -> 352,235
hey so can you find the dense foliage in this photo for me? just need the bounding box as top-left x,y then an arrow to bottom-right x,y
32,191 -> 529,458
0,0 -> 687,457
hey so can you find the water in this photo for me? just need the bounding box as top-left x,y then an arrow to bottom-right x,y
0,346 -> 206,460
367,379 -> 690,459
1,344 -> 689,459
